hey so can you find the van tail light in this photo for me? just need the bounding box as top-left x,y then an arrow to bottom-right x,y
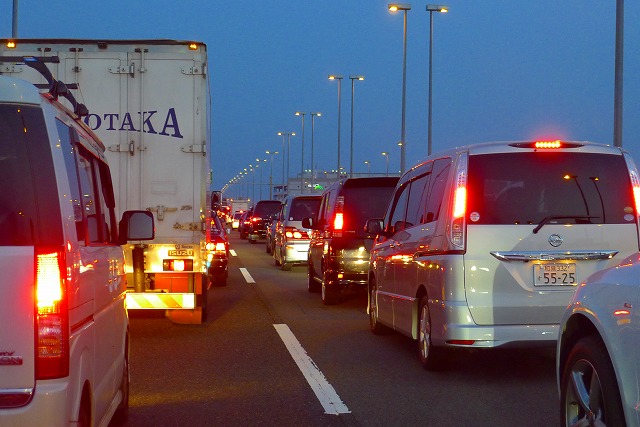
623,153 -> 640,217
332,196 -> 345,237
285,227 -> 305,239
333,213 -> 344,231
35,248 -> 69,380
448,152 -> 468,250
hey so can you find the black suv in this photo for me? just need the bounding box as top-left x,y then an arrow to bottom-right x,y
304,177 -> 399,304
247,200 -> 282,244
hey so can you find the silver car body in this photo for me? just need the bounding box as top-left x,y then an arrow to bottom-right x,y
274,195 -> 321,268
557,253 -> 640,426
370,141 -> 640,349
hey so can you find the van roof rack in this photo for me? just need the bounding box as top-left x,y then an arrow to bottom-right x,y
0,55 -> 88,117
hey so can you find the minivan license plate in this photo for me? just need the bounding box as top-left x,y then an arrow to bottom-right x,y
533,263 -> 577,286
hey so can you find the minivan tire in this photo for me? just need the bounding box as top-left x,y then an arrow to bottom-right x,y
111,340 -> 130,425
321,273 -> 340,305
307,263 -> 320,293
418,294 -> 447,371
369,279 -> 389,334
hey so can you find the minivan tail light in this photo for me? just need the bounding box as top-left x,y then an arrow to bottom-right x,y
35,248 -> 69,379
448,152 -> 468,250
333,213 -> 344,231
285,227 -> 305,239
623,153 -> 640,216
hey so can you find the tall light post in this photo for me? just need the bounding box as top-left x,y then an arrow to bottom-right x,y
364,160 -> 371,176
388,3 -> 411,174
277,132 -> 295,195
260,158 -> 266,199
382,152 -> 389,176
613,0 -> 624,147
349,75 -> 365,178
328,75 -> 343,176
310,112 -> 321,186
295,112 -> 306,193
427,4 -> 448,156
266,150 -> 278,199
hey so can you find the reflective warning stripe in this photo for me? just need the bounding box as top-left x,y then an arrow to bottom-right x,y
126,293 -> 196,309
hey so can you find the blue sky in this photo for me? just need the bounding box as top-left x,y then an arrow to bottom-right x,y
2,0 -> 639,193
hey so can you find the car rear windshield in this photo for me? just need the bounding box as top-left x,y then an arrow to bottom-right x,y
0,104 -> 62,245
344,186 -> 396,234
289,197 -> 321,221
253,201 -> 281,217
467,152 -> 636,225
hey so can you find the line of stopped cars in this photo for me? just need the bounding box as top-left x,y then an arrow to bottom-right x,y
230,140 -> 640,426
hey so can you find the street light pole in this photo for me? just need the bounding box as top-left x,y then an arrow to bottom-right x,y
266,150 -> 278,199
278,132 -> 295,196
613,0 -> 624,147
349,75 -> 364,178
427,4 -> 448,156
310,112 -> 321,187
295,112 -> 306,193
328,75 -> 343,177
382,152 -> 389,176
389,4 -> 411,174
364,160 -> 371,176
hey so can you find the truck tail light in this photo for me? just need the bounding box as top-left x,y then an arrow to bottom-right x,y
35,248 -> 69,380
163,259 -> 194,271
448,152 -> 468,250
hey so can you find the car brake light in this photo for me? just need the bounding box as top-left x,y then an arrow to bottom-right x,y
333,213 -> 344,231
534,140 -> 562,149
35,248 -> 69,380
448,152 -> 468,250
285,227 -> 305,239
215,242 -> 226,252
623,153 -> 640,215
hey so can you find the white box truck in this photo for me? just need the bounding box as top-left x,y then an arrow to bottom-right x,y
0,39 -> 212,323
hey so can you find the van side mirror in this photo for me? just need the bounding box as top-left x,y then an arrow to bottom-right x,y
302,217 -> 313,229
119,210 -> 155,244
365,219 -> 384,235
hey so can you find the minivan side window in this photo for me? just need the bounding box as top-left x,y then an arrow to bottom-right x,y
387,182 -> 410,234
424,158 -> 452,223
406,173 -> 431,226
57,120 -> 85,242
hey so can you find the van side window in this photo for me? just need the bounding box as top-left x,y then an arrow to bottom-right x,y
57,120 -> 85,242
406,173 -> 431,225
75,142 -> 116,245
387,182 -> 410,234
424,158 -> 452,223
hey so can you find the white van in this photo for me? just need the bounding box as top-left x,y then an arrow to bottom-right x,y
367,140 -> 640,370
0,68 -> 154,424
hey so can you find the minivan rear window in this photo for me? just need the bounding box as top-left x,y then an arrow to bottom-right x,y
467,152 -> 635,225
290,197 -> 321,221
0,104 -> 62,245
253,201 -> 282,217
344,186 -> 396,233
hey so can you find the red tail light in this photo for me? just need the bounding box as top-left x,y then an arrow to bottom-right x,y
624,153 -> 640,215
448,152 -> 468,249
285,227 -> 305,239
333,213 -> 344,231
35,248 -> 69,380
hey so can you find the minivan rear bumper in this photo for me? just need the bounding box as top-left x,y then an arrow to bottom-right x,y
1,379 -> 71,425
430,299 -> 560,348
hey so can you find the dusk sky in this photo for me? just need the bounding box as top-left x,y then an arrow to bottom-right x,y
2,0 -> 639,194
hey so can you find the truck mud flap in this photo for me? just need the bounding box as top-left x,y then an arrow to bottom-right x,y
166,307 -> 203,324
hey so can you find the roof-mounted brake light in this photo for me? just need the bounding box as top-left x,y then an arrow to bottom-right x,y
535,140 -> 562,149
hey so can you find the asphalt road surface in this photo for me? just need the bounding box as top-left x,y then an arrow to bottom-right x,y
119,231 -> 559,427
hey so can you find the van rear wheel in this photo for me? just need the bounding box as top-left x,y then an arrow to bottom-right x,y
418,295 -> 446,371
321,273 -> 340,305
307,262 -> 320,293
369,279 -> 389,334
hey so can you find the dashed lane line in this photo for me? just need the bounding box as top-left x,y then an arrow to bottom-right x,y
239,267 -> 255,283
274,324 -> 351,415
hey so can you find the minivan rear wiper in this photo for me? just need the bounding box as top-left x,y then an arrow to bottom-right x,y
532,215 -> 600,234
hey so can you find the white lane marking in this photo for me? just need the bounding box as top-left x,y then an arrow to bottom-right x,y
229,249 -> 237,257
273,324 -> 350,415
239,267 -> 255,283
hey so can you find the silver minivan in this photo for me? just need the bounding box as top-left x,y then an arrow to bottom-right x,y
273,195 -> 321,271
0,68 -> 154,424
368,140 -> 640,370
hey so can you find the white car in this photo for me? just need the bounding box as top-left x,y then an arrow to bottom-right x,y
557,253 -> 640,426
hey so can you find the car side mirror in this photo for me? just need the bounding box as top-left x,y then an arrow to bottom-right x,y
302,217 -> 313,229
365,218 -> 384,235
119,210 -> 155,244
